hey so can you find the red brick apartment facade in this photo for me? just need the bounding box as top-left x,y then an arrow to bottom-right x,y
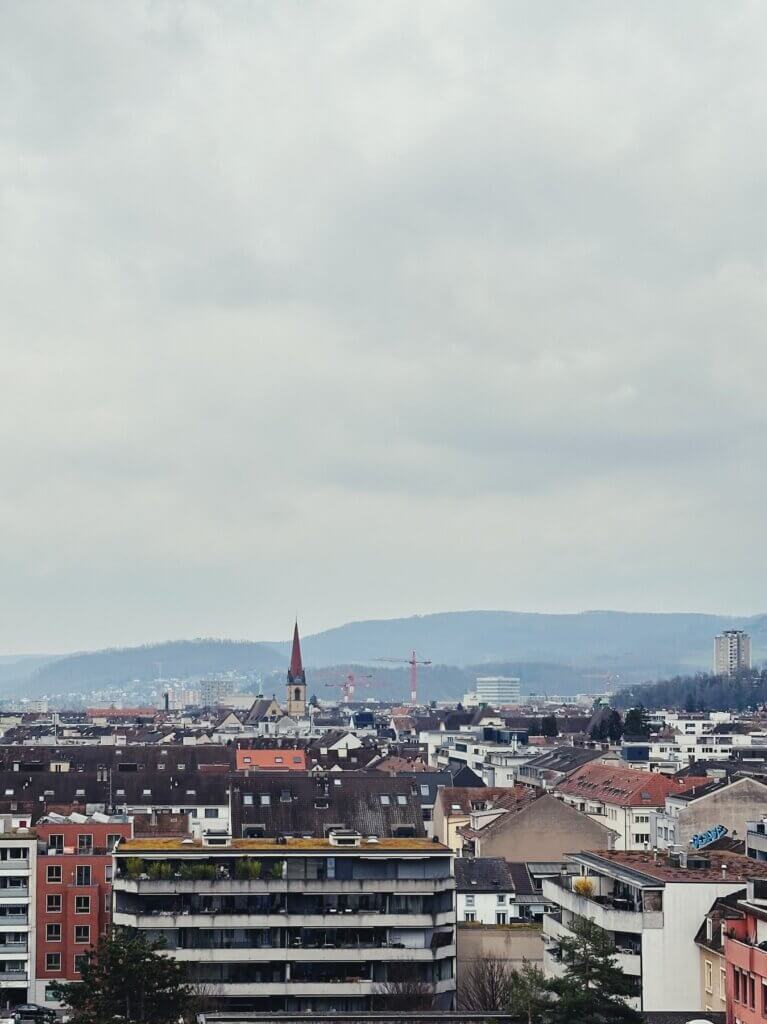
34,820 -> 132,1004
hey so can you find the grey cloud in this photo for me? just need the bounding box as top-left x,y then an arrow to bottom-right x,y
1,1 -> 766,650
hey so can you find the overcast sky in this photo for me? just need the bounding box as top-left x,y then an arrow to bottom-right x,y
2,1 -> 767,653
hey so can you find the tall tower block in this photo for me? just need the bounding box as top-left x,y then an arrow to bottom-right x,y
286,621 -> 307,717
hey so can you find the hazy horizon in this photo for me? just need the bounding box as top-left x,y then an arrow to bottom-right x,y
2,605 -> 764,659
3,3 -> 767,652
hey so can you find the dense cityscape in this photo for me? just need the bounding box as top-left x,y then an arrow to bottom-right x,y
0,622 -> 762,1023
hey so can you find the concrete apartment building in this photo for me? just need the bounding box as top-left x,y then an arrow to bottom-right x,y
456,792 -> 615,861
0,827 -> 36,1005
112,831 -> 456,1013
542,848 -> 767,1012
652,776 -> 767,851
715,630 -> 751,676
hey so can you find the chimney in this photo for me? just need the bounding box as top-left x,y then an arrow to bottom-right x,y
721,863 -> 728,879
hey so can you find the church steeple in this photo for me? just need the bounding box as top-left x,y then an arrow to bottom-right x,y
286,621 -> 307,716
287,620 -> 305,684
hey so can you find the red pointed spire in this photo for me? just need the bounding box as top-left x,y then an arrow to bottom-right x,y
288,621 -> 305,683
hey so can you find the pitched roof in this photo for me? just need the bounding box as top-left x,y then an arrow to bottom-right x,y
455,857 -> 516,892
236,749 -> 307,771
555,762 -> 708,807
232,773 -> 425,839
437,785 -> 535,817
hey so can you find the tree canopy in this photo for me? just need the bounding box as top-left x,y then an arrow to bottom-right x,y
50,930 -> 192,1024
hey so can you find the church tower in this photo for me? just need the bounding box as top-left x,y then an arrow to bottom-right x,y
286,621 -> 307,717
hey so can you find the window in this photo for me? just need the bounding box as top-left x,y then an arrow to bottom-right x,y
142,789 -> 151,798
105,865 -> 112,883
497,894 -> 506,904
47,865 -> 62,884
705,959 -> 713,994
77,834 -> 93,852
722,968 -> 728,999
157,763 -> 165,771
243,794 -> 253,806
74,925 -> 90,944
46,924 -> 61,942
177,763 -> 185,771
420,785 -> 430,797
75,866 -> 91,887
45,953 -> 61,972
48,834 -> 64,853
397,794 -> 407,805
106,834 -> 121,850
275,756 -> 283,764
734,968 -> 742,1003
380,795 -> 390,806
204,808 -> 218,819
496,912 -> 507,925
260,794 -> 271,806
46,895 -> 62,913
464,912 -> 476,923
465,895 -> 475,907
74,954 -> 88,975
75,896 -> 90,914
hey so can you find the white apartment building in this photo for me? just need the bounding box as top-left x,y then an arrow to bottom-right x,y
542,848 -> 765,1012
0,829 -> 37,1004
715,630 -> 751,676
112,830 -> 456,1012
476,677 -> 521,705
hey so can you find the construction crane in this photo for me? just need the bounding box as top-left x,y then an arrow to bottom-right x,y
375,650 -> 431,705
324,673 -> 373,704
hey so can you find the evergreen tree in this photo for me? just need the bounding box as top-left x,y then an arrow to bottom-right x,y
509,959 -> 553,1024
606,709 -> 624,742
622,705 -> 649,737
548,915 -> 642,1024
541,715 -> 559,738
50,930 -> 192,1024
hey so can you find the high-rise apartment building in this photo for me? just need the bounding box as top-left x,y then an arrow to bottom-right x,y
475,676 -> 521,705
200,678 -> 236,707
714,630 -> 751,676
112,830 -> 456,1012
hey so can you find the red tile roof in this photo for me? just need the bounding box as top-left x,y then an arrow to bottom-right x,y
235,749 -> 307,771
555,762 -> 708,807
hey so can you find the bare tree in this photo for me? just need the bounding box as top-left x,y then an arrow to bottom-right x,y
373,968 -> 436,1011
457,957 -> 516,1011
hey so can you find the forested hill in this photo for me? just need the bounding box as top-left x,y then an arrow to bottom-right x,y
286,610 -> 767,674
614,669 -> 767,711
18,640 -> 282,696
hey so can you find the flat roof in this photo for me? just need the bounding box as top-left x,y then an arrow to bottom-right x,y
574,849 -> 767,884
116,837 -> 450,854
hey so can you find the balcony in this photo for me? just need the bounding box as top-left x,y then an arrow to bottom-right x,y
113,877 -> 452,896
726,935 -> 767,975
169,945 -> 451,963
0,861 -> 29,875
0,888 -> 28,901
542,879 -> 663,932
0,971 -> 27,984
0,916 -> 28,927
113,910 -> 454,930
